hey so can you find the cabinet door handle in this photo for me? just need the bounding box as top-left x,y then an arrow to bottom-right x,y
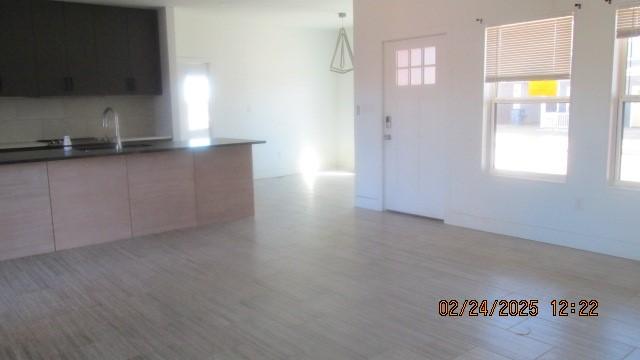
0,77 -> 3,93
126,77 -> 136,92
69,77 -> 74,92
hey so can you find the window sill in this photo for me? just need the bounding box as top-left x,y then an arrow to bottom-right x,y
489,169 -> 567,184
610,180 -> 640,192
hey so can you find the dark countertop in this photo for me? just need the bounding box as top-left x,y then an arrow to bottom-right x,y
0,138 -> 265,165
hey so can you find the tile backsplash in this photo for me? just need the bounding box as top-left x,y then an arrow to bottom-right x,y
0,96 -> 158,143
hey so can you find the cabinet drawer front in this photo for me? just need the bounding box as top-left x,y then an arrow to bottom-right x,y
48,157 -> 132,250
0,163 -> 54,261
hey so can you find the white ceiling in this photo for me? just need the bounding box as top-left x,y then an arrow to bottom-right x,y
61,0 -> 353,28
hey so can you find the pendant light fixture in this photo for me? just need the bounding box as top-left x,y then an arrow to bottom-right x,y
330,12 -> 354,74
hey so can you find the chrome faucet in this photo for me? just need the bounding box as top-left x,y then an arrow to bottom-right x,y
102,107 -> 123,151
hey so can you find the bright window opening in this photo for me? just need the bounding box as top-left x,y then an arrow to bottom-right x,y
183,74 -> 211,132
492,81 -> 571,176
616,36 -> 640,183
614,7 -> 640,184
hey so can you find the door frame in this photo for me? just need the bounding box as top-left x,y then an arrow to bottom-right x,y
381,32 -> 448,216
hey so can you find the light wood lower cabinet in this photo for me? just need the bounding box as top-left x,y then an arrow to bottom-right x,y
0,145 -> 257,261
0,163 -> 54,261
127,151 -> 197,237
48,156 -> 132,250
194,145 -> 254,225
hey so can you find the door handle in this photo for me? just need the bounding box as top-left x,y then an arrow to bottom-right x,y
385,116 -> 392,129
384,134 -> 392,141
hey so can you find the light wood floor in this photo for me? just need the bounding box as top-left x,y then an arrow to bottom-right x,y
1,174 -> 640,360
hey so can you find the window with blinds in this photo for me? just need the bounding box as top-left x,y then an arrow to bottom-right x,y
615,7 -> 640,183
485,16 -> 574,83
617,7 -> 640,39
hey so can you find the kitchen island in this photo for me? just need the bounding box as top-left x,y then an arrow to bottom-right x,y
0,138 -> 265,261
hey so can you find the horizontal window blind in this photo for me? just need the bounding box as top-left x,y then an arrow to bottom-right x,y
617,7 -> 640,39
485,16 -> 574,83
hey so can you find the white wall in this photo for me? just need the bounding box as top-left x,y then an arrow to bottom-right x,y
154,7 -> 179,139
354,0 -> 640,260
174,9 -> 354,178
335,28 -> 355,171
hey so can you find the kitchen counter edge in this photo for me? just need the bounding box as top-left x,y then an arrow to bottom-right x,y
0,138 -> 266,165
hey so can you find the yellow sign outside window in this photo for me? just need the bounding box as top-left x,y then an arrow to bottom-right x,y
528,80 -> 558,97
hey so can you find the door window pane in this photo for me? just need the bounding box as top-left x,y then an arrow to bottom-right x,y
424,47 -> 436,66
424,66 -> 436,85
410,48 -> 422,67
397,69 -> 409,87
397,50 -> 409,68
410,68 -> 422,86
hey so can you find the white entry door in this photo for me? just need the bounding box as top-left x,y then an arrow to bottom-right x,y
383,35 -> 447,219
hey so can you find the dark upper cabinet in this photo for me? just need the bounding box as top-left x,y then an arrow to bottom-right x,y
32,1 -> 67,96
94,6 -> 131,95
63,3 -> 101,95
127,9 -> 162,95
94,6 -> 162,95
33,1 -> 102,96
0,1 -> 162,98
0,0 -> 38,97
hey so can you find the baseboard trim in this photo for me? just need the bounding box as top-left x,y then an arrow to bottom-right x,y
446,211 -> 640,262
355,195 -> 383,211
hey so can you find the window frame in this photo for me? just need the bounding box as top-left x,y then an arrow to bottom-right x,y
612,36 -> 640,188
485,81 -> 572,182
